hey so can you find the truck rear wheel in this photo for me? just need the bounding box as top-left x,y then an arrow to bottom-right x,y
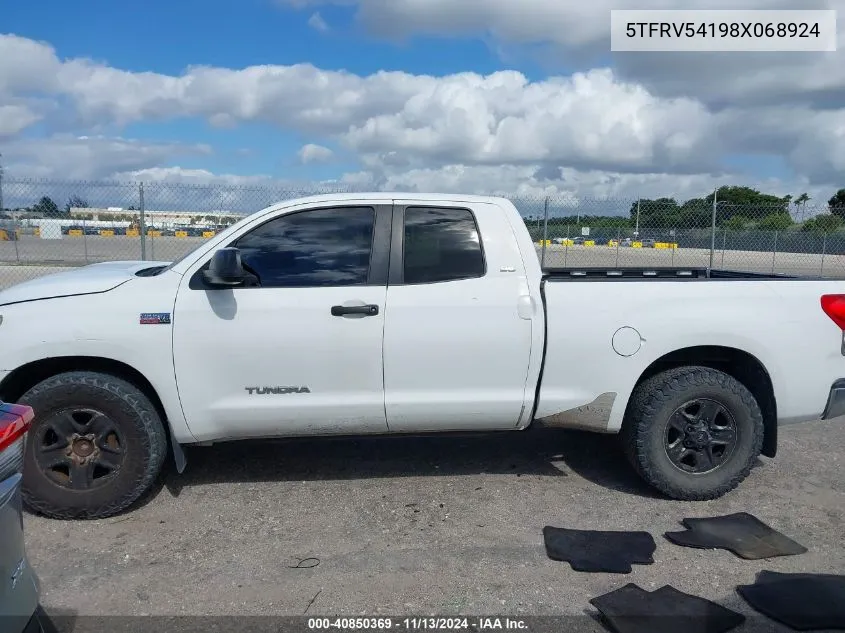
19,371 -> 167,519
621,366 -> 764,500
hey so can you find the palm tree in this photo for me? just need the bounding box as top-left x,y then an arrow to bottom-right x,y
795,192 -> 811,222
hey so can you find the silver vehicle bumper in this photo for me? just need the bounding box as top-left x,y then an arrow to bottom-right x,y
821,379 -> 845,420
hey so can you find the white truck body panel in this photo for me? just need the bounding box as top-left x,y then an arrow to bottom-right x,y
383,200 -> 536,432
0,192 -> 842,453
538,279 -> 842,433
172,281 -> 389,440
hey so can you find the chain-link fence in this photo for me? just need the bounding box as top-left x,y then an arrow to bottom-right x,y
1,177 -> 844,288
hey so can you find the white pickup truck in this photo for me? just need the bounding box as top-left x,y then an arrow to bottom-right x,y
1,193 -> 844,519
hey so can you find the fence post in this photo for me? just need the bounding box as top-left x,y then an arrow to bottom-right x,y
771,230 -> 778,273
139,182 -> 147,261
634,199 -> 641,238
564,224 -> 570,267
671,227 -> 676,266
615,225 -> 621,267
12,216 -> 20,263
820,233 -> 827,276
82,217 -> 89,264
708,187 -> 718,269
720,227 -> 727,267
541,197 -> 549,268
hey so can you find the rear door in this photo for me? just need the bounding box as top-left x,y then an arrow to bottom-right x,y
383,201 -> 535,432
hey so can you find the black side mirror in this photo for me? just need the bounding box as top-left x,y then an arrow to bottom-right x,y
203,247 -> 246,287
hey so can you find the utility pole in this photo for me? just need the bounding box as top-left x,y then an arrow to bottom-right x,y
634,199 -> 641,237
0,152 -> 5,214
709,187 -> 719,269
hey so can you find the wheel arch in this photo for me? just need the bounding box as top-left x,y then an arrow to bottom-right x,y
627,345 -> 777,458
0,356 -> 186,470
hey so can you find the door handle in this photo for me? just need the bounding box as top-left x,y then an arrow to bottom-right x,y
331,304 -> 379,317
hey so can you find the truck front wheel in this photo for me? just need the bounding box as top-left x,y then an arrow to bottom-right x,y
19,371 -> 167,519
621,366 -> 764,500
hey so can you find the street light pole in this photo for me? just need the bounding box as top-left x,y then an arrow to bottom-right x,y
634,199 -> 640,237
0,152 -> 4,214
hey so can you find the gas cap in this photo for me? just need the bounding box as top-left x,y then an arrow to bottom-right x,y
612,326 -> 643,357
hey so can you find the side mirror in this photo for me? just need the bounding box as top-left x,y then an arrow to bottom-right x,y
203,247 -> 246,287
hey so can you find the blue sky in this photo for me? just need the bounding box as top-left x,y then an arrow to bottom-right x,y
0,0 -> 842,204
4,0 -> 525,180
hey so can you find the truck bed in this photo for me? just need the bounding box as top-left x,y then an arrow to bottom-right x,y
533,264 -> 842,436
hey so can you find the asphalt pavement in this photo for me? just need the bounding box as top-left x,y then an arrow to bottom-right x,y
23,419 -> 845,631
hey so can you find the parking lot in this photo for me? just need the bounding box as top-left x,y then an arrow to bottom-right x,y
2,236 -> 845,283
6,240 -> 845,631
23,419 -> 845,629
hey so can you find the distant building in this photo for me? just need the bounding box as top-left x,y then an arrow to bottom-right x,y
69,207 -> 238,228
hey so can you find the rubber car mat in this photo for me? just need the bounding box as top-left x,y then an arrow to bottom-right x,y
589,583 -> 745,633
664,512 -> 807,559
737,570 -> 845,631
541,526 -> 655,573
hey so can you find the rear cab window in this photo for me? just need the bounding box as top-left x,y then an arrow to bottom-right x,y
402,206 -> 486,284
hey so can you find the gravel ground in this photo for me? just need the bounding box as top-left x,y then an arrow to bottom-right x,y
2,236 -> 845,281
23,418 -> 845,631
7,243 -> 845,631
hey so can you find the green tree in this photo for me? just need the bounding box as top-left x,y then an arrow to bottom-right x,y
707,186 -> 790,221
630,197 -> 680,229
828,189 -> 845,219
724,215 -> 750,230
65,195 -> 89,215
757,213 -> 793,231
32,196 -> 61,217
794,192 -> 811,221
678,198 -> 712,228
802,213 -> 842,233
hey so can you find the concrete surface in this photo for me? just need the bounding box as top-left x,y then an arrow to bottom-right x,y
7,235 -> 845,629
23,419 -> 845,630
2,239 -> 845,291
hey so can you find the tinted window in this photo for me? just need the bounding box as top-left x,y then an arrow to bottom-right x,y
403,207 -> 485,284
235,206 -> 375,287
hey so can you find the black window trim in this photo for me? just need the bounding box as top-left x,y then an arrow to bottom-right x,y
188,203 -> 393,290
388,204 -> 487,287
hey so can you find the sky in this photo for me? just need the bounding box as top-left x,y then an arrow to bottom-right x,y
0,0 -> 844,207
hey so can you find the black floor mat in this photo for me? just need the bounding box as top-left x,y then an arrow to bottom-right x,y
589,583 -> 745,633
737,570 -> 845,631
542,526 -> 655,573
664,512 -> 807,560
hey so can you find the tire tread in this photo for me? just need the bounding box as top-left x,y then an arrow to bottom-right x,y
20,371 -> 167,519
621,365 -> 764,501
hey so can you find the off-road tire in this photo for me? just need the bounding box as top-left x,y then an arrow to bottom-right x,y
19,371 -> 167,519
621,366 -> 764,500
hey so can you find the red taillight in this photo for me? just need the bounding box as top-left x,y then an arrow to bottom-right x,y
0,402 -> 34,452
821,294 -> 845,330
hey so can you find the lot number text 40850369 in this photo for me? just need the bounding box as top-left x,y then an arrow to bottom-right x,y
307,617 -> 528,631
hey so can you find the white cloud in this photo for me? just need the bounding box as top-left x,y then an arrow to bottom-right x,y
340,163 -> 828,206
277,0 -> 845,108
1,31 -> 844,202
298,143 -> 335,163
307,11 -> 330,32
1,134 -> 211,180
0,104 -> 40,136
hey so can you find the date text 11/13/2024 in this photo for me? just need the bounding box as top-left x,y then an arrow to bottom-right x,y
307,618 -> 528,630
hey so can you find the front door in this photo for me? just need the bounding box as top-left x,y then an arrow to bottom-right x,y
172,203 -> 392,441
